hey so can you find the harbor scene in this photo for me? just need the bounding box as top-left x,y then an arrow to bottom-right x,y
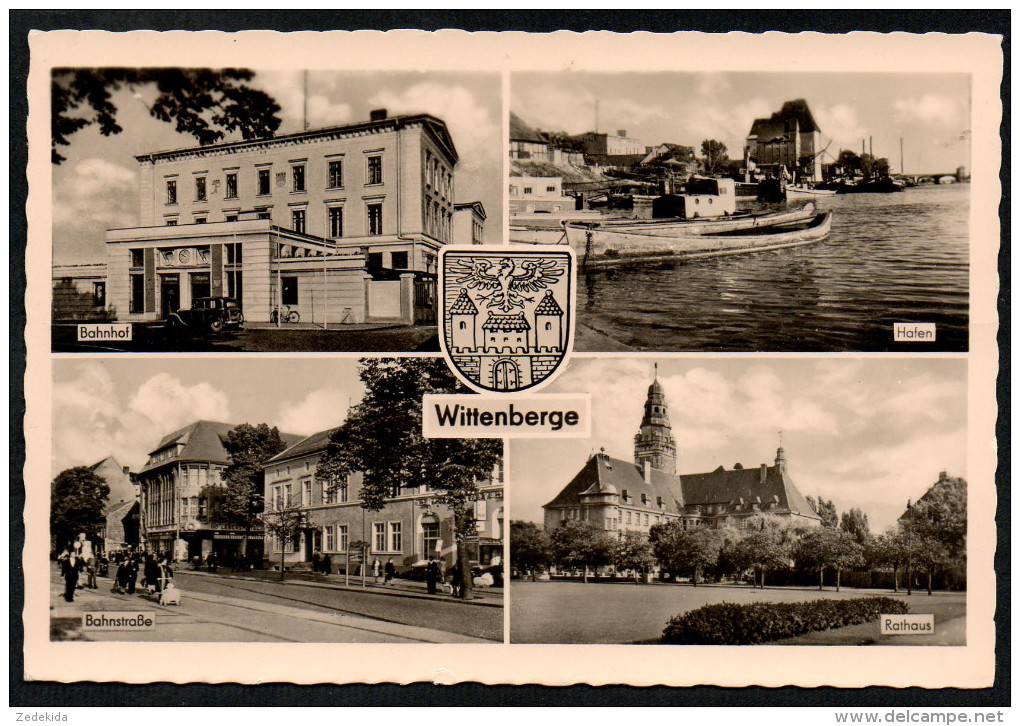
509,72 -> 972,352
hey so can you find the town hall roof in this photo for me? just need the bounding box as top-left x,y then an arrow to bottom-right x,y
142,420 -> 304,473
268,427 -> 340,464
545,452 -> 820,521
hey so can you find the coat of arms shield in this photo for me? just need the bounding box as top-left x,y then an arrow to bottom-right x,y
439,246 -> 575,393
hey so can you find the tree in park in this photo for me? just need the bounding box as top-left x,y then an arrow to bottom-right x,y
548,520 -> 616,583
649,520 -> 723,586
866,529 -> 911,592
613,530 -> 656,584
221,423 -> 287,566
51,68 -> 282,164
700,139 -> 729,176
806,495 -> 839,529
909,476 -> 967,562
839,507 -> 872,547
909,534 -> 949,596
315,359 -> 502,600
51,466 -> 111,552
509,520 -> 551,580
731,515 -> 799,589
261,492 -> 309,582
795,527 -> 865,591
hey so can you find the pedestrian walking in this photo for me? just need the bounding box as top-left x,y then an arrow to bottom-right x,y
425,558 -> 438,595
384,558 -> 395,585
125,555 -> 138,594
449,563 -> 462,598
207,551 -> 217,572
143,554 -> 161,594
85,556 -> 98,589
112,559 -> 127,593
60,549 -> 83,602
372,558 -> 381,584
322,553 -> 332,575
312,550 -> 321,574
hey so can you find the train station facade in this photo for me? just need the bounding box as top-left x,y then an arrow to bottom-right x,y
57,111 -> 482,326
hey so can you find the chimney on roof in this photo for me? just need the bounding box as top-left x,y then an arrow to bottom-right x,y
760,463 -> 768,485
939,470 -> 948,482
122,466 -> 130,476
370,108 -> 388,122
617,130 -> 627,138
643,459 -> 651,484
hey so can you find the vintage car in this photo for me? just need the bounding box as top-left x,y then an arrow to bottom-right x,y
166,297 -> 244,334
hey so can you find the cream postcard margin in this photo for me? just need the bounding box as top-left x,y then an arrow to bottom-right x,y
24,30 -> 1002,686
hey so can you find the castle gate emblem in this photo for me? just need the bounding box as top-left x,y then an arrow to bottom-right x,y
439,246 -> 575,393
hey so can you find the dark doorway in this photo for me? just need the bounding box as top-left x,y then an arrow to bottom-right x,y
160,275 -> 180,317
190,272 -> 211,304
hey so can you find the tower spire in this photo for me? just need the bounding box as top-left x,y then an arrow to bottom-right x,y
634,369 -> 677,475
775,430 -> 787,468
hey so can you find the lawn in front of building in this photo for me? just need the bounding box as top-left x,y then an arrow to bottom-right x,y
509,579 -> 965,645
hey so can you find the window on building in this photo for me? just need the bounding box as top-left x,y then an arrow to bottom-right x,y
509,185 -> 519,196
328,206 -> 343,238
130,249 -> 144,268
367,156 -> 383,185
273,486 -> 283,511
194,216 -> 207,224
256,207 -> 271,220
523,187 -> 533,195
338,480 -> 348,503
626,511 -> 632,524
338,525 -> 348,552
291,209 -> 306,234
292,164 -> 306,192
281,276 -> 298,306
285,483 -> 294,508
302,479 -> 312,507
546,186 -> 556,193
389,522 -> 402,552
422,521 -> 439,558
390,251 -> 408,269
367,203 -> 383,235
367,252 -> 383,270
195,176 -> 207,202
166,180 -> 177,205
373,522 -> 386,552
225,172 -> 237,199
130,274 -> 144,314
324,525 -> 335,551
225,214 -> 238,222
258,168 -> 271,195
92,282 -> 105,306
328,160 -> 343,188
644,513 -> 649,525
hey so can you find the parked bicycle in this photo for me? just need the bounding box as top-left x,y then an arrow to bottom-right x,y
270,305 -> 300,324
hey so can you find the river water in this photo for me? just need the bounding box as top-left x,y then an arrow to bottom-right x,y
577,184 -> 970,352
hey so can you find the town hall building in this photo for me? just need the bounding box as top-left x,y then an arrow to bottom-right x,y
543,372 -> 821,533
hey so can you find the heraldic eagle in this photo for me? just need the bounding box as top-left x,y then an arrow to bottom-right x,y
449,257 -> 564,313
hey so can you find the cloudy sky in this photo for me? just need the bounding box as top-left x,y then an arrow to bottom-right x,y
51,358 -> 368,476
52,70 -> 502,264
513,71 -> 971,176
510,357 -> 967,533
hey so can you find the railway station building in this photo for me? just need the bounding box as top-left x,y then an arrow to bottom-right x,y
59,111 -> 481,326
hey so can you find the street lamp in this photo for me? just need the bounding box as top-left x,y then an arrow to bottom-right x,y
906,499 -> 913,597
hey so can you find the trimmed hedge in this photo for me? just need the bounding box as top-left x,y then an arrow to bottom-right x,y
662,596 -> 910,645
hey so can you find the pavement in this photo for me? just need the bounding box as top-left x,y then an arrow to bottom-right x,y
510,579 -> 965,645
50,565 -> 501,643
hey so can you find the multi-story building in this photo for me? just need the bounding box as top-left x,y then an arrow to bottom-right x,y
100,110 -> 476,325
508,175 -> 577,214
543,373 -> 821,534
577,129 -> 645,160
744,99 -> 824,183
453,201 -> 486,245
137,420 -> 303,561
264,429 -> 504,573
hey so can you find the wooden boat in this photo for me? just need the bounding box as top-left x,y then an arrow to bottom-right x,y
572,211 -> 833,269
558,204 -> 817,251
785,185 -> 837,198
